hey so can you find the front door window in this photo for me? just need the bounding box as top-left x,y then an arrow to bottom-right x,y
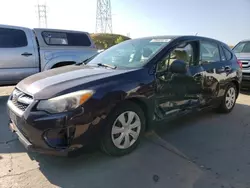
157,42 -> 194,81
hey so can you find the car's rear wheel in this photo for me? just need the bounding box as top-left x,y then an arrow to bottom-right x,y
217,83 -> 237,113
101,101 -> 145,156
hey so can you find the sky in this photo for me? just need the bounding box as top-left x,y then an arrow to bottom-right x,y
0,0 -> 249,45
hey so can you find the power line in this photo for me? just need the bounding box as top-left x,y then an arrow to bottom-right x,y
96,0 -> 113,33
37,4 -> 48,28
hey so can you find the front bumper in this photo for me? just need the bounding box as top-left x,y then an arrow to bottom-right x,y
9,121 -> 69,156
7,97 -> 106,156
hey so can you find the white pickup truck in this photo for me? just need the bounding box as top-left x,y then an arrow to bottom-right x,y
0,24 -> 98,85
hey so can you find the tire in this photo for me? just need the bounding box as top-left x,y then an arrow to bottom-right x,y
217,83 -> 237,113
100,101 -> 146,156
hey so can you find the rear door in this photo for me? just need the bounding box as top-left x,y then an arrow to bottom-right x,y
0,26 -> 39,85
199,40 -> 231,104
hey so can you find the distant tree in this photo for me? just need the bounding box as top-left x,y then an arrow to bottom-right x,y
103,41 -> 108,49
115,36 -> 125,44
91,33 -> 130,49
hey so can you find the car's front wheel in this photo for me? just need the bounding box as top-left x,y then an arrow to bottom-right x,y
217,83 -> 237,113
101,101 -> 145,156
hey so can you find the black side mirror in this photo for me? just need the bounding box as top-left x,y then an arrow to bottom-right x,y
169,60 -> 187,74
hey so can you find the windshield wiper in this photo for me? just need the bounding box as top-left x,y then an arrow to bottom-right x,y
97,63 -> 117,69
76,53 -> 99,65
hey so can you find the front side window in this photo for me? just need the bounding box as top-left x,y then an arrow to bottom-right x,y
200,41 -> 220,64
87,38 -> 171,69
0,28 -> 28,48
233,41 -> 250,53
157,42 -> 194,72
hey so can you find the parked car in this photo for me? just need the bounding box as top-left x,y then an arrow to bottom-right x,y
7,35 -> 242,156
232,40 -> 250,88
0,24 -> 97,85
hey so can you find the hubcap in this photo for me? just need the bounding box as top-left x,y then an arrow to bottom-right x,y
225,87 -> 236,110
111,111 -> 141,149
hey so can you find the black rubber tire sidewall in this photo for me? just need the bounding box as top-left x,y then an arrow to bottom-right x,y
100,101 -> 146,156
218,83 -> 237,113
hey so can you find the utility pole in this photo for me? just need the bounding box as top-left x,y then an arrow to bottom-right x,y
96,0 -> 113,33
37,4 -> 48,28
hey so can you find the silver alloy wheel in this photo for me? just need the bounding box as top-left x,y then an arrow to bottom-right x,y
225,87 -> 236,110
111,111 -> 141,149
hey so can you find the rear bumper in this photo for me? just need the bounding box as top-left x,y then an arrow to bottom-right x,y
241,74 -> 250,88
241,81 -> 250,88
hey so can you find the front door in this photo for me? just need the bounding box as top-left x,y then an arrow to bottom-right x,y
0,27 -> 39,85
155,40 -> 204,119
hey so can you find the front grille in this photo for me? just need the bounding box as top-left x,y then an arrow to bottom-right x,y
243,72 -> 250,76
10,89 -> 33,112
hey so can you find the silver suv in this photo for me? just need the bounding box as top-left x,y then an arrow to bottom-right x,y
233,40 -> 250,88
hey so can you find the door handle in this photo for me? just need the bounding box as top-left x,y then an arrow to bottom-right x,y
21,52 -> 33,57
224,66 -> 232,72
216,67 -> 225,73
194,73 -> 202,81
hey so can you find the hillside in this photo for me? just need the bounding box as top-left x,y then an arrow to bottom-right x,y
90,33 -> 130,49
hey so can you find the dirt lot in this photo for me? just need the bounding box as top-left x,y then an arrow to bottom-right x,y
0,86 -> 250,188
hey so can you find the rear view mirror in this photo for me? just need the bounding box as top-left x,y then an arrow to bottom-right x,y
169,60 -> 187,74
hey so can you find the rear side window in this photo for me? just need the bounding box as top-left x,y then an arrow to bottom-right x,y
67,33 -> 91,46
220,46 -> 226,61
200,41 -> 220,63
0,28 -> 28,48
42,32 -> 68,45
223,47 -> 233,60
42,31 -> 91,46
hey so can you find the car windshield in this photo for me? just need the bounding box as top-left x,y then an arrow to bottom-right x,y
86,38 -> 171,68
233,41 -> 250,53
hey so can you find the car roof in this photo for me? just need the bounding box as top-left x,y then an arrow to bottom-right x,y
33,28 -> 89,34
0,24 -> 30,30
237,39 -> 250,43
133,35 -> 226,45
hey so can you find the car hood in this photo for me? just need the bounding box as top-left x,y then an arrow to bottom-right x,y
17,65 -> 135,99
235,53 -> 250,60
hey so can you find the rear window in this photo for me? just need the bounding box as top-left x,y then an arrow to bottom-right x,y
233,42 -> 250,53
0,28 -> 28,48
42,31 -> 91,46
223,47 -> 233,60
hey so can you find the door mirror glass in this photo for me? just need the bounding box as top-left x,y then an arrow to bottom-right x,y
169,60 -> 187,74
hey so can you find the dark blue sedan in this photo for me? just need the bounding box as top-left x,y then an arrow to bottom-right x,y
7,35 -> 242,156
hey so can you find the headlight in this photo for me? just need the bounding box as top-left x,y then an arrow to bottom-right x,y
37,90 -> 94,113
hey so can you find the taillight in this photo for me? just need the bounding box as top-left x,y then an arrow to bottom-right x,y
237,59 -> 242,69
